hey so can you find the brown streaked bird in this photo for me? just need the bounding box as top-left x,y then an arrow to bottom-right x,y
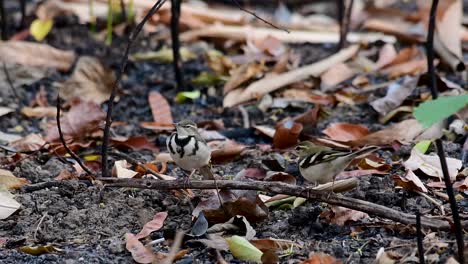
296,141 -> 379,185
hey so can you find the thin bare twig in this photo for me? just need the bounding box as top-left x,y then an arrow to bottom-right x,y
2,61 -> 20,103
162,230 -> 185,264
56,94 -> 94,176
170,0 -> 183,90
238,105 -> 250,129
416,212 -> 425,264
98,178 -> 461,231
20,0 -> 26,28
101,0 -> 167,177
425,0 -> 464,262
337,0 -> 345,50
230,0 -> 289,33
120,0 -> 127,22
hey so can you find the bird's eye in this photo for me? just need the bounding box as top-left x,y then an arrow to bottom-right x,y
295,146 -> 302,150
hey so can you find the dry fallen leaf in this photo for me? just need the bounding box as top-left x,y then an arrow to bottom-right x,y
393,170 -> 428,193
370,76 -> 418,116
112,160 -> 138,179
0,107 -> 14,117
0,169 -> 30,190
376,43 -> 397,69
111,136 -> 158,151
135,212 -> 168,239
125,233 -> 155,264
46,99 -> 106,142
0,189 -> 21,220
273,119 -> 303,149
223,62 -> 265,94
140,91 -> 174,130
403,148 -> 462,180
320,62 -> 355,92
0,41 -> 76,71
56,56 -> 115,104
321,206 -> 369,226
9,133 -> 47,152
209,140 -> 246,164
322,123 -> 369,142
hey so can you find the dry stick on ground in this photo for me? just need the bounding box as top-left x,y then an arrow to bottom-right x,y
101,0 -> 167,177
170,0 -> 183,90
416,212 -> 425,264
336,0 -> 345,50
2,62 -> 20,103
425,0 -> 464,262
230,0 -> 289,33
98,178 -> 464,231
56,94 -> 95,177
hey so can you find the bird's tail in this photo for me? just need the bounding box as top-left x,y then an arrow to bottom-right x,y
350,146 -> 380,159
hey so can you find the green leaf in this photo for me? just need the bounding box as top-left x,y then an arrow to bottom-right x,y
191,71 -> 224,86
225,235 -> 263,262
131,47 -> 196,62
414,140 -> 431,154
175,90 -> 200,103
414,95 -> 468,128
30,19 -> 53,41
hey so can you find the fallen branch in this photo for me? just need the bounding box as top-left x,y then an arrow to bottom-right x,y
99,178 -> 457,231
180,24 -> 396,44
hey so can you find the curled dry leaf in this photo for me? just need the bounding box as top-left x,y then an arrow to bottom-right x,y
393,170 -> 428,193
0,107 -> 14,117
370,76 -> 418,116
322,123 -> 369,142
21,106 -> 57,118
112,160 -> 138,179
56,56 -> 115,104
403,148 -> 462,180
376,43 -> 397,69
9,133 -> 46,152
125,233 -> 155,264
273,119 -> 303,149
321,206 -> 369,226
0,41 -> 76,71
135,212 -> 168,239
0,169 -> 29,190
0,189 -> 21,220
209,140 -> 246,164
46,99 -> 106,142
348,119 -> 430,146
320,62 -> 355,92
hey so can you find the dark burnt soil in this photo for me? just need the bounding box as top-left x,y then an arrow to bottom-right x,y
0,8 -> 467,264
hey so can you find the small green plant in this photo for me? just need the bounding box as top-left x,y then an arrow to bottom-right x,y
414,94 -> 468,128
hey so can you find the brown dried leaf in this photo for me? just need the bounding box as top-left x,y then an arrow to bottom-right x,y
0,169 -> 29,190
56,56 -> 115,104
209,140 -> 246,164
125,233 -> 155,264
0,41 -> 76,71
321,206 -> 369,226
322,123 -> 369,142
9,133 -> 46,152
135,212 -> 168,239
382,59 -> 428,79
46,99 -> 106,142
273,120 -> 303,149
148,91 -> 173,126
320,63 -> 355,92
393,170 -> 428,193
